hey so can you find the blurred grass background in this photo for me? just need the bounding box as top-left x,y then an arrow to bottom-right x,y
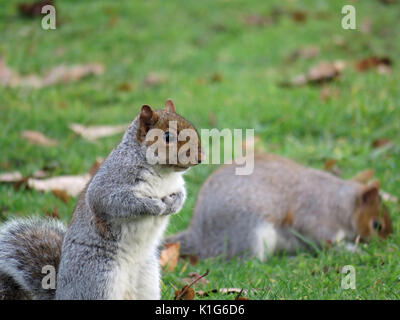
0,0 -> 399,299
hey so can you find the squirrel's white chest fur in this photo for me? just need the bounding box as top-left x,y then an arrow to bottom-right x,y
109,170 -> 184,300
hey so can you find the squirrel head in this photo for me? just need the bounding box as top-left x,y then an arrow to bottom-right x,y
136,99 -> 202,172
353,180 -> 393,239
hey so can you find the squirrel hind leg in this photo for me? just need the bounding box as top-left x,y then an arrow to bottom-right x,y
0,272 -> 31,300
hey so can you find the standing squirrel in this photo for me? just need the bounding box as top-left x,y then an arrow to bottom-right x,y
0,99 -> 201,300
165,153 -> 392,260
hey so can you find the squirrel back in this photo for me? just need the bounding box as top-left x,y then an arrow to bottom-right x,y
165,153 -> 392,260
0,217 -> 65,300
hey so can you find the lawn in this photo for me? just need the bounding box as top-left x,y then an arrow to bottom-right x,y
0,0 -> 399,299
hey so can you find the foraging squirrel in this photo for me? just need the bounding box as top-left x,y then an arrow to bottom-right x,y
165,153 -> 392,260
0,99 -> 201,300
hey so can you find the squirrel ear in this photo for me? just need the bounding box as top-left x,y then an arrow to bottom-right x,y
360,180 -> 380,205
165,99 -> 176,113
139,105 -> 158,125
138,105 -> 158,140
350,169 -> 375,184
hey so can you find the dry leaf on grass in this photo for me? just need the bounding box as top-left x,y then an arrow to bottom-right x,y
355,56 -> 392,74
69,123 -> 127,142
174,269 -> 209,300
28,174 -> 91,197
286,46 -> 319,63
159,242 -> 180,272
210,73 -> 223,83
281,61 -> 345,87
243,14 -> 273,27
182,272 -> 209,286
0,58 -> 104,88
307,61 -> 345,83
117,82 -> 133,92
143,72 -> 165,87
379,0 -> 397,4
291,10 -> 307,22
174,286 -> 195,300
380,190 -> 398,204
0,172 -> 23,182
51,189 -> 70,204
21,130 -> 58,147
234,289 -> 249,300
0,172 -> 30,190
196,288 -> 251,298
219,288 -> 248,295
18,0 -> 54,18
320,86 -> 340,101
372,138 -> 392,149
323,159 -> 341,176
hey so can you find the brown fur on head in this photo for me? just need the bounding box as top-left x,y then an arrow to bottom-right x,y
354,180 -> 393,239
137,99 -> 202,171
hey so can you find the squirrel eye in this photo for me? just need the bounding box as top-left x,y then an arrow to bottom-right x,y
163,132 -> 170,143
372,220 -> 382,231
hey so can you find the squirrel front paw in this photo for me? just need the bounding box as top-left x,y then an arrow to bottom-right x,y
161,191 -> 186,215
147,198 -> 167,216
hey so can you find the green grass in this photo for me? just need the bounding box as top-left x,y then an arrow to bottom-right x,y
1,0 -> 399,299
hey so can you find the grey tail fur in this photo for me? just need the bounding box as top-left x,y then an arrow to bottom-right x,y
163,229 -> 198,256
0,217 -> 66,300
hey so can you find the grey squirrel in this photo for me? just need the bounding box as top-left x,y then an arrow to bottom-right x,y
165,153 -> 392,260
0,99 -> 201,300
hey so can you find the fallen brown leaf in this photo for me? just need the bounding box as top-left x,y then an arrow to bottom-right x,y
51,189 -> 70,204
208,112 -> 217,127
28,174 -> 91,197
360,18 -> 372,34
282,61 -> 345,87
355,56 -> 392,74
182,272 -> 209,287
379,0 -> 397,4
69,123 -> 127,142
159,242 -> 180,272
143,72 -> 165,87
372,138 -> 392,149
18,0 -> 54,18
21,130 -> 58,147
0,172 -> 23,182
117,82 -> 133,92
291,10 -> 307,23
286,46 -> 319,63
174,286 -> 195,300
219,288 -> 248,295
320,86 -> 340,101
380,190 -> 398,204
0,172 -> 31,190
210,73 -> 223,83
243,14 -> 273,27
235,289 -> 249,300
323,159 -> 337,171
174,269 -> 209,300
308,61 -> 345,84
0,58 -> 104,88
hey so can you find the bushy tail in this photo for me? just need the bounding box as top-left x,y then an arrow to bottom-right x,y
163,229 -> 198,257
0,217 -> 66,300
